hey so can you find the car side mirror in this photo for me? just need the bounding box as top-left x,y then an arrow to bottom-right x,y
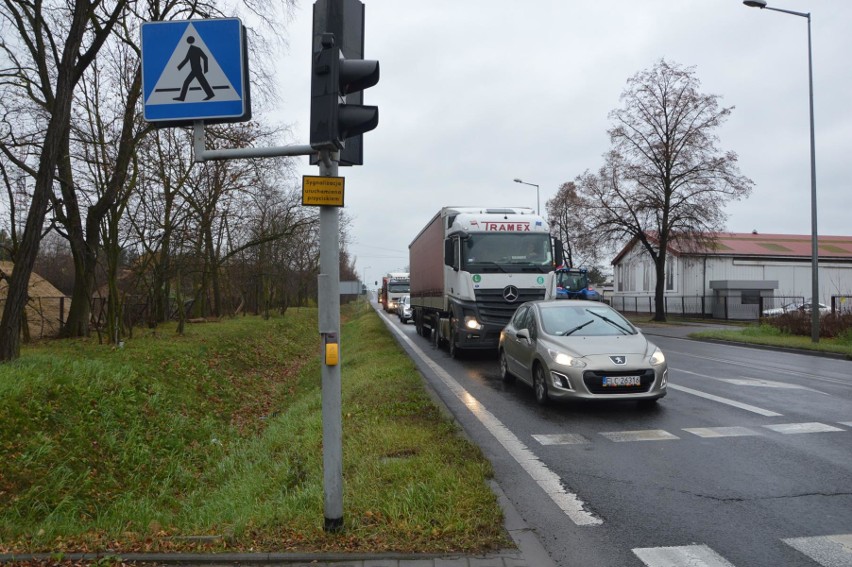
516,329 -> 530,342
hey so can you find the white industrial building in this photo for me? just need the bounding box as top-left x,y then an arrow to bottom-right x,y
609,232 -> 852,319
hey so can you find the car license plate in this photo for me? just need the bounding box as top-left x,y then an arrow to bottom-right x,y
602,375 -> 641,387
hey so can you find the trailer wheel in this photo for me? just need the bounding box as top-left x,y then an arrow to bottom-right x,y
414,310 -> 423,336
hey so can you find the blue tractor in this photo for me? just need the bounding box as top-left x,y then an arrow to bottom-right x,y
555,267 -> 602,301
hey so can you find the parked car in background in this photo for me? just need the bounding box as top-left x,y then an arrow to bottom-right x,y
762,300 -> 830,317
498,300 -> 667,406
397,295 -> 413,324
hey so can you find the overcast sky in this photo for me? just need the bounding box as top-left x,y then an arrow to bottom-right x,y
264,0 -> 852,287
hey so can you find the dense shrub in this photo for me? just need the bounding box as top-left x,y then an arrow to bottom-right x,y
762,311 -> 852,339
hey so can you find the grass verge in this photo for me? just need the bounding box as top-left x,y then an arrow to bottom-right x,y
0,301 -> 508,555
689,323 -> 852,357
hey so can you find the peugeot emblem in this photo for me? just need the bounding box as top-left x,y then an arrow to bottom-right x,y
503,285 -> 519,303
610,355 -> 626,365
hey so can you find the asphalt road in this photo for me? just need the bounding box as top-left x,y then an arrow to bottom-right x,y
380,309 -> 852,567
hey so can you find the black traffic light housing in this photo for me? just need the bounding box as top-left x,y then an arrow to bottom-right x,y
310,33 -> 379,151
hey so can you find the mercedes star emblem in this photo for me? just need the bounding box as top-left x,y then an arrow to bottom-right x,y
502,285 -> 519,302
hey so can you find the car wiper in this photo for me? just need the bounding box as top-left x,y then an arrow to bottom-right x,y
558,320 -> 594,336
585,309 -> 632,335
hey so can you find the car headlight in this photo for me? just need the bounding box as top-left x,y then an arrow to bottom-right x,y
464,315 -> 483,330
547,349 -> 586,368
649,347 -> 666,366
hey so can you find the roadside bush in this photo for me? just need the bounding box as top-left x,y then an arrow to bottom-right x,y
762,311 -> 852,339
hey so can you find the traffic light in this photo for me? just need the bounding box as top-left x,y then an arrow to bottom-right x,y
310,33 -> 379,151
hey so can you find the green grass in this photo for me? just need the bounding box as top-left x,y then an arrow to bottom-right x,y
0,302 -> 508,555
690,323 -> 852,357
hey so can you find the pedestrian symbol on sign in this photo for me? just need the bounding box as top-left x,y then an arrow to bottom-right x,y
174,36 -> 214,101
141,18 -> 249,124
145,22 -> 240,106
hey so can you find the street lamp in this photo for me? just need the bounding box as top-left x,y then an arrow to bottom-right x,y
743,0 -> 820,343
513,178 -> 540,215
362,265 -> 371,290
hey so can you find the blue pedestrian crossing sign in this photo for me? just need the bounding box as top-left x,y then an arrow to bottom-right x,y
141,18 -> 250,124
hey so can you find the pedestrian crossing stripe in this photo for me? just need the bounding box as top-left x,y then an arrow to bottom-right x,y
784,534 -> 852,567
634,535 -> 852,567
141,18 -> 246,123
532,421 -> 850,445
633,544 -> 735,567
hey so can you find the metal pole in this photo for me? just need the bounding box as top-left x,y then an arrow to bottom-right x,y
513,178 -> 540,215
806,14 -> 819,343
536,184 -> 540,216
743,2 -> 819,342
318,149 -> 343,531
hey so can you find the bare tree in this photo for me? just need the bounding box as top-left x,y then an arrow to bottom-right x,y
0,0 -> 129,360
575,59 -> 754,321
545,181 -> 599,269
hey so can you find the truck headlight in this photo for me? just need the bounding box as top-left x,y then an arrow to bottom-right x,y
464,315 -> 483,330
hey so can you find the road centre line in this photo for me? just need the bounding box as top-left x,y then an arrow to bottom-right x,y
385,320 -> 603,526
667,383 -> 783,416
664,349 -> 851,387
673,368 -> 827,394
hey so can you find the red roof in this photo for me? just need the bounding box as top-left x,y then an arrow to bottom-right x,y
612,232 -> 852,264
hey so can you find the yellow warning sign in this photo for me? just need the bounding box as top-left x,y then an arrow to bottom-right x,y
302,176 -> 345,207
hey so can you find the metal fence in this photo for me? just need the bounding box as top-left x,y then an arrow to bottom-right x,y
608,294 -> 826,321
831,295 -> 852,314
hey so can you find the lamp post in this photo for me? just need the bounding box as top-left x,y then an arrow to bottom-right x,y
362,266 -> 371,291
743,0 -> 819,343
513,178 -> 540,215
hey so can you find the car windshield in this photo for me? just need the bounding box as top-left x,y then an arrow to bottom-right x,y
388,282 -> 409,293
539,305 -> 637,337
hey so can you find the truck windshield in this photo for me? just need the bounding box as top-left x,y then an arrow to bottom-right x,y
388,282 -> 410,293
462,233 -> 552,272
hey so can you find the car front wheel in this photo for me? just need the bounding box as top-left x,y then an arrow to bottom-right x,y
533,364 -> 549,406
499,349 -> 515,383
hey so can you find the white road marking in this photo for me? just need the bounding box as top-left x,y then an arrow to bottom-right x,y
840,422 -> 852,428
600,429 -> 679,442
683,426 -> 760,438
783,534 -> 852,567
633,544 -> 736,567
667,383 -> 783,417
533,433 -> 590,445
386,320 -> 603,526
666,349 -> 851,387
763,422 -> 845,434
719,378 -> 826,394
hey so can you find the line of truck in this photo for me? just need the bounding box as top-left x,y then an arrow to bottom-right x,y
376,206 -> 602,359
408,206 -> 563,358
379,272 -> 410,313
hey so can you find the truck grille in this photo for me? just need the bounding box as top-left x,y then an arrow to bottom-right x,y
473,288 -> 546,326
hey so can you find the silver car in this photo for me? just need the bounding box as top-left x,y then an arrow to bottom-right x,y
397,295 -> 413,324
498,300 -> 667,406
762,300 -> 830,317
